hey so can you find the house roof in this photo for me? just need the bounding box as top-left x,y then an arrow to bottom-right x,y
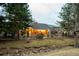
30,22 -> 61,31
30,22 -> 50,29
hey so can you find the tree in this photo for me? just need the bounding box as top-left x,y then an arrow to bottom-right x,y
59,3 -> 79,47
0,16 -> 5,32
59,4 -> 74,31
0,3 -> 33,39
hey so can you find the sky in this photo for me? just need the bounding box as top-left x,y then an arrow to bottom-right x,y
28,3 -> 65,26
0,3 -> 65,26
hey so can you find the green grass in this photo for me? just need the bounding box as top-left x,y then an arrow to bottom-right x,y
0,38 -> 75,48
25,39 -> 74,48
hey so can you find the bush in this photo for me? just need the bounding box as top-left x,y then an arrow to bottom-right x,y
36,33 -> 44,39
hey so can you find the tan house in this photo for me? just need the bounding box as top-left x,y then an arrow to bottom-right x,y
24,22 -> 51,38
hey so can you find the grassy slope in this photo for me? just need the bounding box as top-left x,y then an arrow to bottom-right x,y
0,38 -> 78,56
0,38 -> 74,48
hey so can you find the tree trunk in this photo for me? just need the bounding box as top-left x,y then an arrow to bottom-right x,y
74,31 -> 79,48
16,30 -> 20,40
74,36 -> 79,48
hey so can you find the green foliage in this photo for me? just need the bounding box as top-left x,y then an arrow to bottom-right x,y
59,3 -> 79,32
59,4 -> 74,31
59,3 -> 79,47
0,3 -> 32,33
36,33 -> 44,39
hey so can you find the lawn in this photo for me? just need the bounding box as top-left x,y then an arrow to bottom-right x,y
0,38 -> 76,56
0,38 -> 74,48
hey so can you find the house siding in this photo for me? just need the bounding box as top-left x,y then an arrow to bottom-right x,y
25,27 -> 49,38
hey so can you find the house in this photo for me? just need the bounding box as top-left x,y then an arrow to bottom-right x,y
24,22 -> 52,38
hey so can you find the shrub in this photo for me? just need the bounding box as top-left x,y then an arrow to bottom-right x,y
36,33 -> 44,39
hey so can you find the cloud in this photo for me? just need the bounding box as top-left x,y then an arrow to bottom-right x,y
29,3 -> 63,15
28,3 -> 64,25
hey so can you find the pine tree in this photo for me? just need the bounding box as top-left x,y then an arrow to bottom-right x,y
59,3 -> 79,48
0,3 -> 33,39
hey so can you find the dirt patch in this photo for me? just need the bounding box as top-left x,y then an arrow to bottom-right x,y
0,46 -> 72,56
